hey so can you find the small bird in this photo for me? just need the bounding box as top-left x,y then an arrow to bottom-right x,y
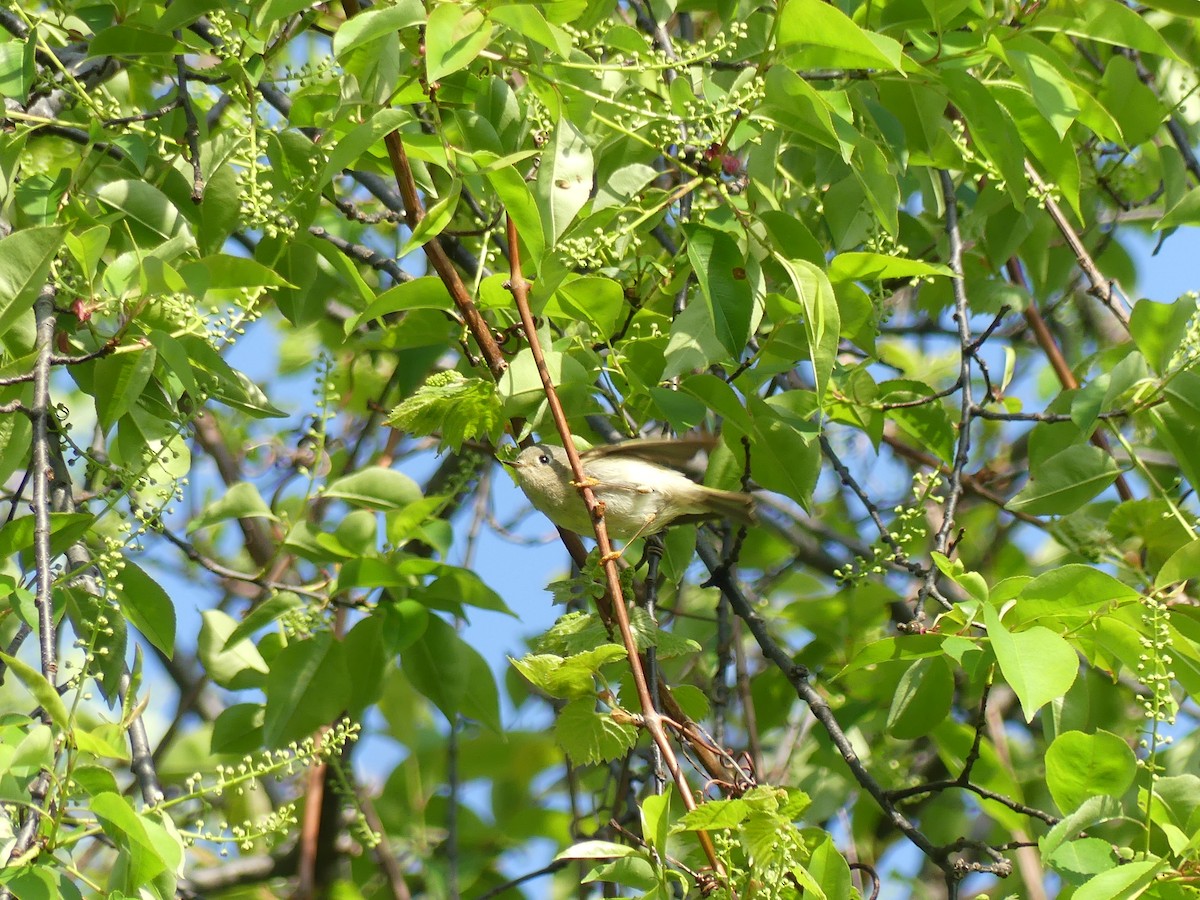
505,439 -> 756,541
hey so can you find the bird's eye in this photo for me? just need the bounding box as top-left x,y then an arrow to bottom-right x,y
538,454 -> 550,465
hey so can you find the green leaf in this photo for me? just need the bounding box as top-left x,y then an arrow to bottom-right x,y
1012,564 -> 1139,628
1046,838 -> 1118,877
1008,444 -> 1121,517
1044,730 -> 1136,814
554,697 -> 638,764
424,4 -> 493,83
0,511 -> 93,560
88,25 -> 184,57
1097,55 -> 1167,149
828,252 -> 953,282
0,652 -> 69,729
0,39 -> 35,107
320,108 -> 410,183
93,180 -> 192,243
878,380 -> 956,465
545,275 -> 624,336
686,226 -> 754,359
325,468 -> 422,510
777,0 -> 904,71
402,614 -> 501,730
348,277 -> 453,331
91,792 -> 179,887
178,255 -> 293,294
334,0 -> 425,59
187,482 -> 278,533
224,592 -> 304,650
263,631 -> 349,747
886,656 -> 954,740
1039,794 -> 1123,861
0,226 -> 66,350
396,179 -> 461,258
535,118 -> 593,246
983,603 -> 1078,722
943,70 -> 1028,204
94,346 -> 157,430
774,257 -> 839,403
1072,858 -> 1165,900
663,298 -> 730,380
555,840 -> 640,860
211,703 -> 265,754
486,165 -> 545,266
114,562 -> 176,660
197,610 -> 269,689
1129,297 -> 1196,372
747,395 -> 820,509
1157,537 -> 1200,589
510,645 -> 627,699
1030,0 -> 1181,61
387,371 -> 504,451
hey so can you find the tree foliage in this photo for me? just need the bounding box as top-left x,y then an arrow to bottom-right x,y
2,0 -> 1200,896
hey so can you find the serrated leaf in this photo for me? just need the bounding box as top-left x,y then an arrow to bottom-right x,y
675,799 -> 750,830
387,371 -> 504,451
554,697 -> 638,764
511,644 -> 627,699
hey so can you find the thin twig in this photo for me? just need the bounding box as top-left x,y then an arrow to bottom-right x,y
918,171 -> 975,612
174,40 -> 204,202
504,213 -> 725,876
1025,161 -> 1131,329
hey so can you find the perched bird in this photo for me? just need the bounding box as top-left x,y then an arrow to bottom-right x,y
505,439 -> 756,541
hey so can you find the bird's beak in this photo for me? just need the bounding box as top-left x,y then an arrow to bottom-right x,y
498,457 -> 517,469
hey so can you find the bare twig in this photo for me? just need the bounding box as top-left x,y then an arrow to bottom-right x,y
1025,162 -> 1131,329
504,213 -> 725,876
918,171 -> 975,612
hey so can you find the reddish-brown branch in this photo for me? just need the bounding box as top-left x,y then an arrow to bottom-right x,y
1006,259 -> 1134,502
503,215 -> 724,878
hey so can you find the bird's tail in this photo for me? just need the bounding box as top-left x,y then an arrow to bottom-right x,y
697,486 -> 757,528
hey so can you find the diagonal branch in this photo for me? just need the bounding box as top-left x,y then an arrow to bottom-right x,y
504,213 -> 725,877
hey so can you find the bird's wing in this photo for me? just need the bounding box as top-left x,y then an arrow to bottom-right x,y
581,436 -> 716,472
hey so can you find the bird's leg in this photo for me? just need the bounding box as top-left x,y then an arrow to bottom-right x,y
571,476 -> 601,488
599,514 -> 660,564
634,533 -> 666,571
